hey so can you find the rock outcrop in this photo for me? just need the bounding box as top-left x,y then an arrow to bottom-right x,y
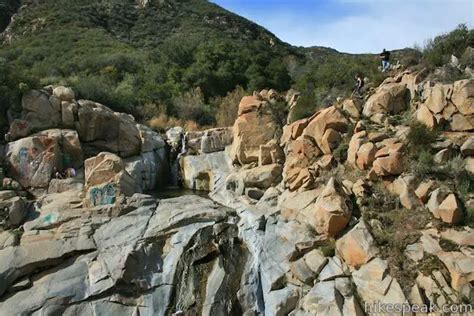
230,95 -> 280,165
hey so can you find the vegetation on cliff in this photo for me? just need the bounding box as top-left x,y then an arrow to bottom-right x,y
0,1 -> 472,129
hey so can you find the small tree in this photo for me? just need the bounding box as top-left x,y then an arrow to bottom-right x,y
214,86 -> 246,127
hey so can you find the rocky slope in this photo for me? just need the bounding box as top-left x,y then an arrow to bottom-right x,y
0,68 -> 473,315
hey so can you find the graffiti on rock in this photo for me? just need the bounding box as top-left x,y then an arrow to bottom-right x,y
43,213 -> 58,225
17,147 -> 30,178
90,183 -> 117,206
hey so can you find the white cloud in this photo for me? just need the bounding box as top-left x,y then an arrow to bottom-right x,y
243,0 -> 474,53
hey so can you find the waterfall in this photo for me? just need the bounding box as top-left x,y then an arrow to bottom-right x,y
169,131 -> 186,187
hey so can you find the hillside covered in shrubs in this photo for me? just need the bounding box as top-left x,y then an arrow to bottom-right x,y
0,0 -> 472,130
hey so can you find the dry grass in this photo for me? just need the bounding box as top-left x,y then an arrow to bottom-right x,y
147,114 -> 202,132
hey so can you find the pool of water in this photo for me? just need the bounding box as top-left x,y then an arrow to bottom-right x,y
145,186 -> 210,200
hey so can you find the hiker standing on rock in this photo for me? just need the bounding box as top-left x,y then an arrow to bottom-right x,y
380,48 -> 391,72
353,73 -> 364,97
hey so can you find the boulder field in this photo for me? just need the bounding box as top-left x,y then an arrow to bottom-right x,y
0,73 -> 473,315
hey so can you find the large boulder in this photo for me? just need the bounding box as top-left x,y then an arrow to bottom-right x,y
363,82 -> 409,118
0,196 -> 27,228
280,118 -> 308,148
76,101 -> 141,158
353,258 -> 408,306
186,127 -> 233,154
436,193 -> 464,225
137,124 -> 166,153
180,151 -> 231,191
371,141 -> 404,177
84,152 -> 136,207
230,96 -> 279,165
283,136 -> 321,191
52,86 -> 75,102
423,83 -> 452,114
15,90 -> 61,137
302,177 -> 352,236
451,79 -> 474,116
303,106 -> 348,154
401,68 -> 428,99
241,164 -> 283,190
34,129 -> 83,169
4,133 -> 61,188
336,220 -> 378,268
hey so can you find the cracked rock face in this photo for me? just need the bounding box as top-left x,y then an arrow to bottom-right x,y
0,195 -> 249,315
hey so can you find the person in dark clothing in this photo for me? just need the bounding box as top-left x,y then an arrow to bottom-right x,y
380,49 -> 391,72
353,74 -> 365,97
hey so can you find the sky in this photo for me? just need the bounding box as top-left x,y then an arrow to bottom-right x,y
211,0 -> 474,54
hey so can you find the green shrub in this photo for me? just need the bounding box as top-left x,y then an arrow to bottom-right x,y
333,142 -> 349,163
412,150 -> 435,178
406,121 -> 440,152
423,24 -> 474,67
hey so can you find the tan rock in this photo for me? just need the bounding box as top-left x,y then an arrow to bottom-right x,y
289,258 -> 315,284
438,251 -> 474,299
415,180 -> 435,203
437,193 -> 463,224
61,101 -> 77,128
451,79 -> 474,115
450,113 -> 473,131
440,228 -> 474,247
303,177 -> 352,236
303,106 -> 348,152
231,97 -> 278,165
241,164 -> 283,190
342,98 -> 362,118
466,157 -> 474,173
352,179 -> 369,197
393,175 -> 420,210
288,136 -> 321,160
442,102 -> 458,120
53,86 -> 75,102
426,188 -> 448,219
283,136 -> 321,191
259,139 -> 284,166
347,131 -> 366,165
424,83 -> 451,114
317,155 -> 335,170
416,104 -> 436,129
461,137 -> 474,156
336,220 -> 378,268
237,95 -> 264,115
368,132 -> 388,143
4,133 -> 65,188
320,128 -> 341,154
401,68 -> 428,99
289,168 -> 315,191
433,148 -> 452,164
356,142 -> 376,170
303,249 -> 328,275
372,152 -> 403,177
84,152 -> 136,207
8,119 -> 31,141
76,101 -> 141,158
281,118 -> 309,148
363,82 -> 409,117
372,142 -> 404,176
21,90 -> 61,132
